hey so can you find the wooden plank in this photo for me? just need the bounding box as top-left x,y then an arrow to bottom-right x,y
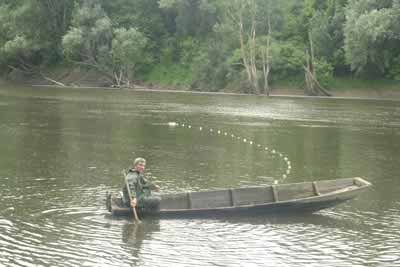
353,177 -> 370,187
160,193 -> 189,210
232,186 -> 275,206
277,182 -> 314,201
317,178 -> 353,194
190,190 -> 232,209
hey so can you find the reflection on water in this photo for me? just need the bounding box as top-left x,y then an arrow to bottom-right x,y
1,85 -> 400,266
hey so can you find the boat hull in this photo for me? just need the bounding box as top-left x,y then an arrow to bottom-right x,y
107,177 -> 371,218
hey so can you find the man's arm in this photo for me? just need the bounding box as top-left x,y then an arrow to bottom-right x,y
143,178 -> 160,192
126,172 -> 138,207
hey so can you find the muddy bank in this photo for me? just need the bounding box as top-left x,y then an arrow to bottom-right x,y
29,82 -> 400,100
120,86 -> 400,101
4,67 -> 400,100
269,88 -> 400,100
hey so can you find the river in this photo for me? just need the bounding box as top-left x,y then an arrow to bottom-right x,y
1,85 -> 400,266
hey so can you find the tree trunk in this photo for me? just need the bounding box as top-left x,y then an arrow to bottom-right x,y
249,0 -> 259,94
238,10 -> 253,91
304,66 -> 331,96
263,7 -> 272,96
304,51 -> 315,95
236,0 -> 259,94
303,31 -> 331,97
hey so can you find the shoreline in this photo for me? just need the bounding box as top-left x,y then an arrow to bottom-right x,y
4,68 -> 399,101
30,84 -> 400,101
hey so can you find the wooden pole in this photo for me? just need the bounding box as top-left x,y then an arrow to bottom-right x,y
123,170 -> 141,222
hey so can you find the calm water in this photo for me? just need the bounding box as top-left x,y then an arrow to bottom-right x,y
1,85 -> 400,267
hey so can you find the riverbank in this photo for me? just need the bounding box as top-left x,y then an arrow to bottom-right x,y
27,83 -> 400,101
270,87 -> 400,99
3,68 -> 400,100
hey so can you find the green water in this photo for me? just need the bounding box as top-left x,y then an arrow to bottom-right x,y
1,85 -> 399,266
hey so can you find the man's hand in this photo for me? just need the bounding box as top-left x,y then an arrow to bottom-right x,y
130,197 -> 137,208
154,185 -> 160,192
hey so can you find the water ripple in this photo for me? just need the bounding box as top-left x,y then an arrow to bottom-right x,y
2,89 -> 400,266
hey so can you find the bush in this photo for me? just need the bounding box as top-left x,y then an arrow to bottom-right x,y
269,40 -> 306,81
314,59 -> 334,88
145,63 -> 193,86
387,55 -> 400,81
190,43 -> 230,92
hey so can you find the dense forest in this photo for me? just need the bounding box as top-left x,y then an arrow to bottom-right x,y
0,0 -> 399,94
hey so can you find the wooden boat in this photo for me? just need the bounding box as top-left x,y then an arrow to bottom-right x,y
106,177 -> 371,218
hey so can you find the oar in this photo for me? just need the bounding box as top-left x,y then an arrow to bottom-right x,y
123,170 -> 141,223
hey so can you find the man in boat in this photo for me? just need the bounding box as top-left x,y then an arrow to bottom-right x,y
123,157 -> 161,213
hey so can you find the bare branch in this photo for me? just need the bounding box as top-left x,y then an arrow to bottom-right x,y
42,76 -> 66,87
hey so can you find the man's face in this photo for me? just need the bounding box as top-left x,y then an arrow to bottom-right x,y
135,162 -> 146,173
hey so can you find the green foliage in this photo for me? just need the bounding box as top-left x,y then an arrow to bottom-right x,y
63,0 -> 112,61
1,0 -> 400,90
1,36 -> 32,60
178,37 -> 199,66
313,59 -> 334,87
0,0 -> 74,68
387,55 -> 400,80
62,28 -> 84,61
159,0 -> 218,38
159,0 -> 180,9
191,44 -> 230,91
101,0 -> 166,41
344,0 -> 400,76
62,1 -> 151,85
112,28 -> 152,78
328,75 -> 400,90
269,41 -> 306,80
145,63 -> 193,86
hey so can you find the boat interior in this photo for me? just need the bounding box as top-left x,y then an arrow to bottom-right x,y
159,177 -> 369,211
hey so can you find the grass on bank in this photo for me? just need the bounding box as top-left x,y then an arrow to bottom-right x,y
143,64 -> 193,87
328,76 -> 400,91
270,75 -> 400,93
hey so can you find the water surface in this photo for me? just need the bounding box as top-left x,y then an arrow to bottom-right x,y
1,85 -> 399,266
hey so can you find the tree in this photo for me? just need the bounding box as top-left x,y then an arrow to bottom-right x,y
159,0 -> 218,38
220,0 -> 261,94
344,0 -> 400,76
111,28 -> 152,86
308,0 -> 348,74
101,0 -> 166,46
62,0 -> 151,87
261,14 -> 272,96
304,31 -> 332,96
0,0 -> 74,72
